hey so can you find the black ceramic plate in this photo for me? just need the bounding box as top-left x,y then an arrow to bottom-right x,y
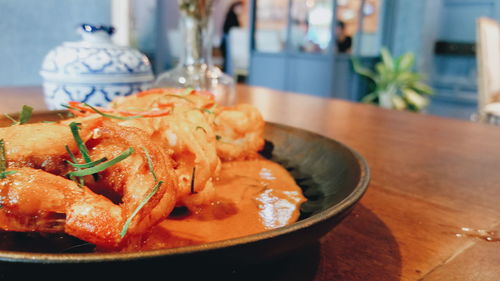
0,112 -> 370,277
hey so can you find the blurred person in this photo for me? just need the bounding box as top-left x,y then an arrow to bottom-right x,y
220,1 -> 244,71
336,21 -> 352,53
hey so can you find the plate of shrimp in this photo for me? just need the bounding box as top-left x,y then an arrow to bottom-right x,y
0,88 -> 369,275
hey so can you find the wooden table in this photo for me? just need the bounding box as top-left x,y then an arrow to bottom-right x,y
1,85 -> 500,280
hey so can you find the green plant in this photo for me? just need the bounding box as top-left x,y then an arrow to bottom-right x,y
352,48 -> 433,112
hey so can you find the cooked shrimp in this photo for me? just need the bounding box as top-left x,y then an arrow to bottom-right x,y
65,89 -> 265,208
0,118 -> 178,249
70,119 -> 178,247
110,89 -> 221,209
213,104 -> 265,161
0,167 -> 123,247
0,120 -> 97,174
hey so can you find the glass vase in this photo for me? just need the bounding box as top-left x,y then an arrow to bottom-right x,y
154,0 -> 236,106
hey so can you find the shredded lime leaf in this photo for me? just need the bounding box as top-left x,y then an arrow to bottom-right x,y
69,122 -> 99,181
65,145 -> 85,187
67,157 -> 108,169
69,123 -> 92,162
120,180 -> 163,238
0,139 -> 6,173
190,166 -> 196,194
83,103 -> 143,120
67,148 -> 134,177
163,94 -> 194,103
0,171 -> 17,179
196,126 -> 207,134
3,114 -> 18,125
19,105 -> 33,124
120,146 -> 165,237
4,105 -> 33,126
182,88 -> 194,95
0,139 -> 16,179
142,147 -> 158,182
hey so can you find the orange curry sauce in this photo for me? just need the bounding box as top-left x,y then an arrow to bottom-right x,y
141,159 -> 307,250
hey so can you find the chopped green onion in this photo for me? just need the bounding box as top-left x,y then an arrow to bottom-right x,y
190,166 -> 196,194
0,170 -> 17,179
142,147 -> 157,182
0,139 -> 6,173
120,180 -> 163,237
19,105 -> 33,124
83,103 -> 143,120
69,122 -> 98,181
215,135 -> 222,141
67,148 -> 134,177
66,157 -> 108,169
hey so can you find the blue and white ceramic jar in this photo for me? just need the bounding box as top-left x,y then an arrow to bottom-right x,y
40,24 -> 154,110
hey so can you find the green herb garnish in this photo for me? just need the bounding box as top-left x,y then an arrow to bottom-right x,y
3,114 -> 17,124
65,145 -> 78,163
0,139 -> 16,179
4,105 -> 33,125
0,171 -> 17,179
82,103 -> 143,120
67,148 -> 134,177
190,166 -> 196,194
69,122 -> 99,181
142,147 -> 157,182
201,103 -> 217,115
195,126 -> 207,134
0,139 -> 7,173
19,105 -> 33,124
65,145 -> 84,186
163,94 -> 194,103
215,135 -> 222,141
120,147 -> 163,237
69,123 -> 92,163
120,180 -> 162,238
66,157 -> 108,169
182,88 -> 194,95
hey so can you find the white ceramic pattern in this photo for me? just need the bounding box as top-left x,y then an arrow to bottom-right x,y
40,24 -> 154,109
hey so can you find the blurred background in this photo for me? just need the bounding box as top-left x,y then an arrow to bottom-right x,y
0,0 -> 494,120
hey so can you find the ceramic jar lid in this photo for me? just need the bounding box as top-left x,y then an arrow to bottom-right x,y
40,24 -> 154,84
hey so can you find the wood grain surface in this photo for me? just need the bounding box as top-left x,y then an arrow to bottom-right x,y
1,85 -> 500,280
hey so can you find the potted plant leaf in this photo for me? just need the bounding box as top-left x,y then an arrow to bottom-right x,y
352,48 -> 433,112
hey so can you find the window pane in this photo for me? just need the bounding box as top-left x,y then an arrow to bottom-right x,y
290,0 -> 334,54
254,0 -> 288,53
336,0 -> 381,55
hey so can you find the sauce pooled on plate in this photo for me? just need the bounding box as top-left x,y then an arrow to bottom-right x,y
142,159 -> 307,250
